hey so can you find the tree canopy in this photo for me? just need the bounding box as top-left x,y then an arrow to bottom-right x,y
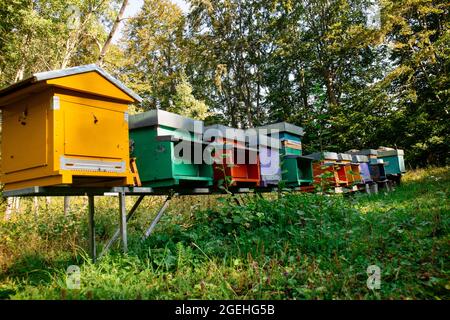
0,0 -> 448,166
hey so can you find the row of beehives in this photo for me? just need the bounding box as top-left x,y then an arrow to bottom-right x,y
0,65 -> 405,192
129,110 -> 406,191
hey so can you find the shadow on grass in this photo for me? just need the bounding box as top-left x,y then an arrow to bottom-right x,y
0,252 -> 80,297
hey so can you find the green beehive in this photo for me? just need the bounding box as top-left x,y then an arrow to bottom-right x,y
129,110 -> 213,188
282,155 -> 314,186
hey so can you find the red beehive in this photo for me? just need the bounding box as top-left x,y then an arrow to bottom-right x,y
338,153 -> 362,185
308,152 -> 341,187
204,125 -> 260,188
336,153 -> 355,186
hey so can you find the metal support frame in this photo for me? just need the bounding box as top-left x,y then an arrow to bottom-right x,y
99,195 -> 145,259
255,192 -> 265,200
118,191 -> 127,253
88,195 -> 96,262
2,183 -> 386,263
142,193 -> 175,240
376,180 -> 391,192
233,196 -> 243,206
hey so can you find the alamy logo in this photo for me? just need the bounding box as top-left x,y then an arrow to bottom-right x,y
66,5 -> 81,30
366,265 -> 381,290
366,1 -> 381,30
66,265 -> 81,290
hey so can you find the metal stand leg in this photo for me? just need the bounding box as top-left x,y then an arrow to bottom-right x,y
99,195 -> 145,259
232,193 -> 244,206
88,195 -> 96,262
387,181 -> 393,192
119,191 -> 127,253
370,183 -> 379,194
142,194 -> 174,240
64,196 -> 70,215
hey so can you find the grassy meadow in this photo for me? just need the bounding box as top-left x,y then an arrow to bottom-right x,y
0,167 -> 448,300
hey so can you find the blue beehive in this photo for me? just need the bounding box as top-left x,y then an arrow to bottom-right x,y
356,149 -> 387,182
350,154 -> 372,184
377,148 -> 406,176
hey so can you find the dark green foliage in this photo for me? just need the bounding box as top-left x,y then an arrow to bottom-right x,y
1,0 -> 447,166
183,0 -> 449,166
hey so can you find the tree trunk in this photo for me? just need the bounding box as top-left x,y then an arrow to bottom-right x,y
33,197 -> 39,221
299,68 -> 309,110
13,197 -> 21,213
46,197 -> 52,210
244,75 -> 253,128
323,68 -> 338,107
97,0 -> 129,66
14,64 -> 25,83
5,198 -> 14,220
64,196 -> 71,215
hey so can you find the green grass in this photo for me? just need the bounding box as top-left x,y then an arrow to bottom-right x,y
0,167 -> 449,300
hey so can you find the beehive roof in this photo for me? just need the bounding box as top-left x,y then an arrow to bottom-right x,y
129,109 -> 203,133
256,122 -> 304,137
307,152 -> 339,161
0,64 -> 142,103
352,155 -> 369,163
377,148 -> 404,157
204,124 -> 247,142
347,149 -> 378,156
338,153 -> 353,161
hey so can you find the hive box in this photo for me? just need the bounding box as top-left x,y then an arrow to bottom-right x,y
308,152 -> 341,187
369,159 -> 387,182
377,148 -> 406,175
348,150 -> 386,182
257,122 -> 313,186
204,125 -> 260,188
356,149 -> 378,159
350,154 -> 373,184
282,154 -> 314,187
338,153 -> 361,185
0,64 -> 140,190
257,122 -> 304,155
129,110 -> 214,188
247,131 -> 281,187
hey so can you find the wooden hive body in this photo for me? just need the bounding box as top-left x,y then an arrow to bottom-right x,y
377,148 -> 406,175
257,122 -> 313,187
307,152 -> 340,187
205,125 -> 260,188
338,153 -> 361,185
129,110 -> 214,188
0,65 -> 140,190
246,130 -> 281,187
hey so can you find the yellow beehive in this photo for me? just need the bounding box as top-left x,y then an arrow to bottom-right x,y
0,64 -> 142,191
